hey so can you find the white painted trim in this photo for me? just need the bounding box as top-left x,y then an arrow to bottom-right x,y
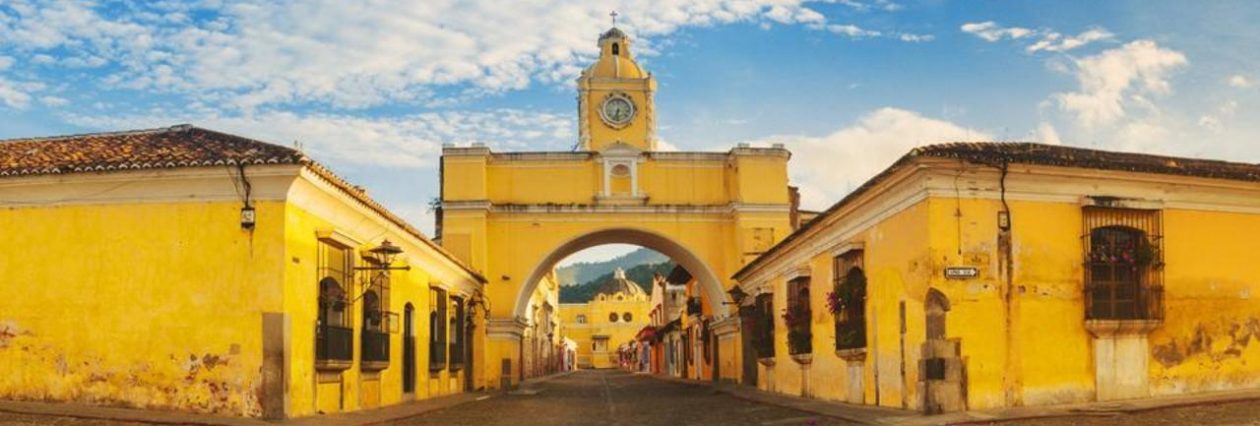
0,165 -> 300,207
783,266 -> 812,281
830,241 -> 865,257
316,229 -> 362,248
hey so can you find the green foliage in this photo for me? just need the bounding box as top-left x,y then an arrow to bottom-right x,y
559,261 -> 676,303
554,248 -> 668,285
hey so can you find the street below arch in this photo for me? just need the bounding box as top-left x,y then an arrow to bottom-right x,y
398,369 -> 848,426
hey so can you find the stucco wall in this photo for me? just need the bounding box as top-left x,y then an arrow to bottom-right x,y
0,200 -> 285,416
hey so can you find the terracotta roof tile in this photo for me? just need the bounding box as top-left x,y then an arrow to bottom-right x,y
909,142 -> 1260,182
0,124 -> 307,176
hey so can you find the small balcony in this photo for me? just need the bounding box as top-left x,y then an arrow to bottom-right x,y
361,328 -> 390,370
316,324 -> 353,370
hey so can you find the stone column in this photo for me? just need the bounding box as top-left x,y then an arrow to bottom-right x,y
486,317 -> 528,390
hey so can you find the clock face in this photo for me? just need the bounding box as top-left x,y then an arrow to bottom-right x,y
600,94 -> 635,127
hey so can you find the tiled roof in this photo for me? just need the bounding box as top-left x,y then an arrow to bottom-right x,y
910,142 -> 1260,182
734,142 -> 1260,281
0,124 -> 486,284
0,124 -> 306,176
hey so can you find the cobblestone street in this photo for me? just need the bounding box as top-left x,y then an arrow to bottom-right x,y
3,371 -> 1260,425
394,370 -> 850,426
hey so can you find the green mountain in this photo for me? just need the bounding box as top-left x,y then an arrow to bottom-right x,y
554,247 -> 669,286
559,261 -> 677,303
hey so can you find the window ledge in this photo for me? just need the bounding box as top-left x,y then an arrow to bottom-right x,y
790,353 -> 813,365
449,363 -> 465,372
757,357 -> 777,367
835,347 -> 867,361
315,359 -> 353,371
1085,319 -> 1161,337
361,360 -> 390,371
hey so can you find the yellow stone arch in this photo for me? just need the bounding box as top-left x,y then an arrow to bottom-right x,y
437,26 -> 794,390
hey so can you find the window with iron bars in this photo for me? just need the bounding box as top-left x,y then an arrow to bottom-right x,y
317,240 -> 354,365
785,277 -> 812,355
361,271 -> 391,366
833,251 -> 867,351
448,296 -> 465,370
429,287 -> 448,371
753,293 -> 775,358
1082,206 -> 1164,321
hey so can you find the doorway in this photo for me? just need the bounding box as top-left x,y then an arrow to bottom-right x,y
403,303 -> 416,395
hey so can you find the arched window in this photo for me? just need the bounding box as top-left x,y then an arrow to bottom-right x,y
318,277 -> 347,327
612,43 -> 620,56
925,288 -> 950,340
363,290 -> 382,330
576,314 -> 587,324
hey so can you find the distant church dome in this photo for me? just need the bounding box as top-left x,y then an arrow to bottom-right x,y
594,268 -> 646,298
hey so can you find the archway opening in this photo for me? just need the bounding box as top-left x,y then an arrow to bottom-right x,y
514,228 -> 729,381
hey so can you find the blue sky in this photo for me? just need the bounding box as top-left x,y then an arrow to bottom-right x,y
2,1 -> 1257,264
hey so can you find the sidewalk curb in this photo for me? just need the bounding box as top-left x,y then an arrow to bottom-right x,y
0,400 -> 266,426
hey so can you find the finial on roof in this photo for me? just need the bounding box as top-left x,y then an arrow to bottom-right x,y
610,10 -> 618,27
614,267 -> 626,279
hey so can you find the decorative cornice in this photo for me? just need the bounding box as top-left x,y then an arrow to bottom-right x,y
487,317 -> 529,339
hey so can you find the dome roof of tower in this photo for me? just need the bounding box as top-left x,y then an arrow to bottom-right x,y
599,27 -> 628,41
593,268 -> 646,298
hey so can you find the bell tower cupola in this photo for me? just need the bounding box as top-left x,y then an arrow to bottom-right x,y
577,24 -> 658,152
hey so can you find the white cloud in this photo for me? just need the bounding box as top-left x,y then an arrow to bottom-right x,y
0,79 -> 33,108
961,21 -> 1034,42
1228,74 -> 1253,88
1026,28 -> 1113,53
827,24 -> 882,38
62,108 -> 575,169
1035,122 -> 1062,145
898,33 -> 934,43
1051,40 -> 1187,128
961,21 -> 1112,53
1197,100 -> 1238,133
831,0 -> 903,13
749,107 -> 991,210
826,24 -> 931,42
0,0 -> 854,111
38,95 -> 69,107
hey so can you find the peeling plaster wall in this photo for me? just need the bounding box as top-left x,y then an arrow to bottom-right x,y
0,201 -> 284,416
1149,209 -> 1260,394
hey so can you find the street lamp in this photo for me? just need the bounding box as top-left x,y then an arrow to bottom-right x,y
723,286 -> 748,306
352,240 -> 412,302
364,240 -> 406,268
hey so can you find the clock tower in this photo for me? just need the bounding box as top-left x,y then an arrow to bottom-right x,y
577,27 -> 658,152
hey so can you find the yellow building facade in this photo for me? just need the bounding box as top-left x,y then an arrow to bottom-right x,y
439,27 -> 793,389
522,272 -> 563,378
0,126 -> 486,419
733,143 -> 1260,413
558,268 -> 652,369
